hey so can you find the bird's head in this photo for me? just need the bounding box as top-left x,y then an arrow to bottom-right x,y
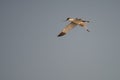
66,17 -> 71,21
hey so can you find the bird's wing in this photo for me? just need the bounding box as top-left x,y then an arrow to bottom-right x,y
58,22 -> 77,37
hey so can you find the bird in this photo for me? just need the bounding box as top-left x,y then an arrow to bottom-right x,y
57,17 -> 90,37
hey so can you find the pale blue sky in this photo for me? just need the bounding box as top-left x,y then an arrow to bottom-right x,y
0,0 -> 120,80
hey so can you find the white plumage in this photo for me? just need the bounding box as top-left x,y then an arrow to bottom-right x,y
58,18 -> 90,37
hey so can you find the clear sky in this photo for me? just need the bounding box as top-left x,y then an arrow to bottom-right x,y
1,0 -> 120,80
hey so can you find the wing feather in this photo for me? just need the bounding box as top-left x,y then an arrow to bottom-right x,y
58,22 -> 77,37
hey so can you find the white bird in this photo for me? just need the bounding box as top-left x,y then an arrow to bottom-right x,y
58,17 -> 90,37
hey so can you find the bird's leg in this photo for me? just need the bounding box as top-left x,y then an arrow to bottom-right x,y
84,26 -> 90,32
87,29 -> 90,32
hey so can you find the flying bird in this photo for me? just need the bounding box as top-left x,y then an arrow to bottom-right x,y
58,17 -> 90,37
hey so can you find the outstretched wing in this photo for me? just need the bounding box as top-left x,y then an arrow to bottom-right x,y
58,22 -> 77,37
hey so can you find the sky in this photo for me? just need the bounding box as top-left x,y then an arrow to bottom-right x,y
0,0 -> 120,80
